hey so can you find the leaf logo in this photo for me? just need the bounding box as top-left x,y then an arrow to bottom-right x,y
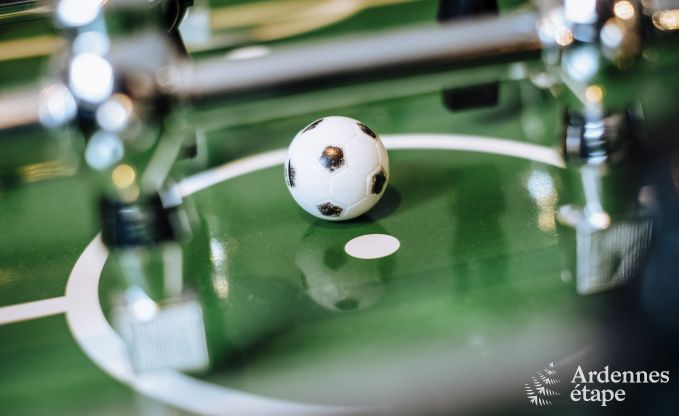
525,362 -> 560,406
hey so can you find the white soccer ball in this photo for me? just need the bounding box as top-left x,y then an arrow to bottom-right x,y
284,116 -> 389,221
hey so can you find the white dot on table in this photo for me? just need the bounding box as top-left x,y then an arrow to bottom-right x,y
344,234 -> 400,259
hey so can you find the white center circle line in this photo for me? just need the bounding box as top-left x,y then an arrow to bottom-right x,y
64,133 -> 564,415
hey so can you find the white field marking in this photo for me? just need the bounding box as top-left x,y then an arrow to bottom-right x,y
345,234 -> 401,259
179,148 -> 288,197
383,134 -> 565,168
0,296 -> 67,325
179,134 -> 564,196
61,133 -> 563,414
65,236 -> 362,416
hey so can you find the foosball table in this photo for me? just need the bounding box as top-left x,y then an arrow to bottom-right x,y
0,1 -> 678,415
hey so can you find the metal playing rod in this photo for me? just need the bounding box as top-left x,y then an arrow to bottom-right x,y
0,11 -> 541,130
178,10 -> 541,99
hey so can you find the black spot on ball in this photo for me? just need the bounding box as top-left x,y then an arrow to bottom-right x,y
303,118 -> 323,133
357,122 -> 377,138
285,160 -> 295,187
317,202 -> 343,217
371,169 -> 387,194
319,146 -> 345,172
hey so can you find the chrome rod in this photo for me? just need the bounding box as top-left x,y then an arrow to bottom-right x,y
177,11 -> 541,99
0,11 -> 541,131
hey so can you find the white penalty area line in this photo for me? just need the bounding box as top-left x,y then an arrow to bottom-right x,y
0,296 -> 68,326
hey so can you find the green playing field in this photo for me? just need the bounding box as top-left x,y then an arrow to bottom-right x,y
0,85 -> 611,415
0,1 -> 626,415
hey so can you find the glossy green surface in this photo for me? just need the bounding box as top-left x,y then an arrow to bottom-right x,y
0,317 -> 140,416
178,149 -> 596,406
0,175 -> 96,307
